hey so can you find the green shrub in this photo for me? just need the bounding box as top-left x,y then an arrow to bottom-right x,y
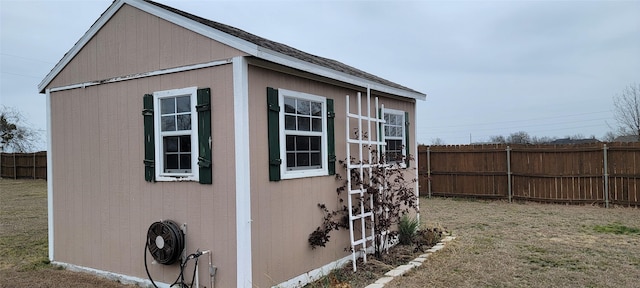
398,214 -> 420,245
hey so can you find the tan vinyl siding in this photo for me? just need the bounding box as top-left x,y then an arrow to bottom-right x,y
247,65 -> 416,287
49,4 -> 247,89
50,65 -> 237,287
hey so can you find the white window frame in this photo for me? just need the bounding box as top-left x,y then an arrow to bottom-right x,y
278,89 -> 328,179
382,108 -> 406,168
153,87 -> 200,182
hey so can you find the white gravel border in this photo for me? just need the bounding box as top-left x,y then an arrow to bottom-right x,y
364,235 -> 456,288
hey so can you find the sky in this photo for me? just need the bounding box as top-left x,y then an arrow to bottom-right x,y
1,0 -> 639,151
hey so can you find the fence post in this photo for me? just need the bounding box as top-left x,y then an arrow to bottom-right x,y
13,153 -> 17,180
427,147 -> 432,198
603,144 -> 609,208
33,153 -> 36,179
507,146 -> 512,203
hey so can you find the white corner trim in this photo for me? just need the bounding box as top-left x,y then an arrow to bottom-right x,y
233,56 -> 252,287
53,262 -> 170,288
413,105 -> 420,221
46,89 -> 54,261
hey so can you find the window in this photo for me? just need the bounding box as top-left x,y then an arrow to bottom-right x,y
142,87 -> 212,183
156,90 -> 196,177
382,108 -> 409,167
267,87 -> 335,181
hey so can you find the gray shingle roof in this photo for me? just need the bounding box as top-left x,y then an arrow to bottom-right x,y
144,0 -> 424,96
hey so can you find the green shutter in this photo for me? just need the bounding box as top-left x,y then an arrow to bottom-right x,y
327,99 -> 335,175
267,87 -> 281,181
405,111 -> 410,168
197,88 -> 212,184
142,94 -> 155,182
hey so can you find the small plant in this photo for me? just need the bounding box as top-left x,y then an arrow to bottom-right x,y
413,227 -> 444,252
398,214 -> 420,245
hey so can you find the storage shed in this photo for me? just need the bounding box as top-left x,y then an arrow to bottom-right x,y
38,0 -> 426,287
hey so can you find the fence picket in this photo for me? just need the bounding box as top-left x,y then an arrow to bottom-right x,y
419,143 -> 640,207
0,152 -> 47,179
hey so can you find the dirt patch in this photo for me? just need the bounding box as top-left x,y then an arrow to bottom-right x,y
304,244 -> 427,288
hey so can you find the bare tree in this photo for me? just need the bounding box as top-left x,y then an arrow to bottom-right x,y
431,138 -> 445,145
603,131 -> 617,142
507,131 -> 531,144
0,106 -> 42,152
613,83 -> 640,141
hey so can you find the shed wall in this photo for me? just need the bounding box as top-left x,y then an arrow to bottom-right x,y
50,65 -> 238,287
49,4 -> 247,89
247,65 -> 416,287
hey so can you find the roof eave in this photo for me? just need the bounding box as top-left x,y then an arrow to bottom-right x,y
39,0 -> 426,101
256,47 -> 426,101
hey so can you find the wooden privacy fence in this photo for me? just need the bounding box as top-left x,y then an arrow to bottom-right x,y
0,152 -> 47,179
418,143 -> 640,207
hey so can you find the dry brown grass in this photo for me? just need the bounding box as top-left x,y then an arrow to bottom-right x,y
387,197 -> 640,288
3,179 -> 639,287
0,179 -> 132,288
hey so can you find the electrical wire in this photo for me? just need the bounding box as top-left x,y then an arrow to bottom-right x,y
144,241 -> 161,288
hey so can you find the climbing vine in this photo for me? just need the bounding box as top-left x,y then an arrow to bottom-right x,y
309,145 -> 418,259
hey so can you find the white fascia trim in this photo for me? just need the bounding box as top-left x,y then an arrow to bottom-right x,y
256,48 -> 427,101
39,0 -> 426,102
38,0 -> 256,93
53,262 -> 171,288
233,56 -> 252,288
38,0 -> 126,92
124,0 -> 259,55
46,89 -> 54,261
48,59 -> 232,93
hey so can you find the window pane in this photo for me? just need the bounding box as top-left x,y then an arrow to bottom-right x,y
180,136 -> 191,152
297,117 -> 310,131
311,153 -> 321,166
296,136 -> 310,151
384,126 -> 390,137
286,135 -> 295,151
285,115 -> 296,130
286,153 -> 295,168
311,102 -> 322,116
165,137 -> 178,152
297,153 -> 310,166
180,154 -> 191,169
396,127 -> 403,137
310,136 -> 320,151
312,118 -> 322,132
162,116 -> 176,131
176,96 -> 190,113
177,114 -> 191,130
284,97 -> 296,114
166,154 -> 178,169
297,100 -> 310,115
161,98 -> 175,114
384,113 -> 389,123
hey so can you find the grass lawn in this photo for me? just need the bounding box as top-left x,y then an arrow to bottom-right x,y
387,197 -> 640,288
1,179 -> 639,287
0,179 -> 132,287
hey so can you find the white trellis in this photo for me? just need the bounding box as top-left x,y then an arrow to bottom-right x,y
345,88 -> 387,271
